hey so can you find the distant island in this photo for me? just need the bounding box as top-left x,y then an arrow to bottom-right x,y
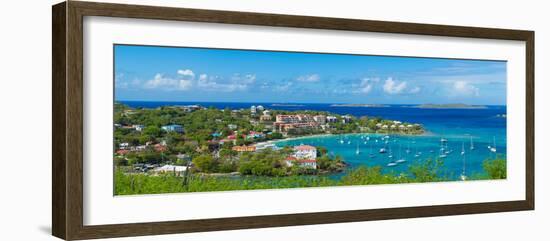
330,104 -> 390,108
271,103 -> 305,107
412,104 -> 488,109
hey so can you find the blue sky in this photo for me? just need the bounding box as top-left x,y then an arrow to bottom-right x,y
114,45 -> 507,105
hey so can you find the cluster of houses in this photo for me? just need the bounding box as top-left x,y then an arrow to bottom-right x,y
375,120 -> 419,131
116,140 -> 168,155
273,114 -> 333,133
230,143 -> 318,169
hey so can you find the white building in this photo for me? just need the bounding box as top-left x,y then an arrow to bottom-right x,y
284,156 -> 317,169
292,145 -> 317,159
133,124 -> 144,131
250,105 -> 257,114
153,165 -> 188,174
119,142 -> 129,149
326,116 -> 338,123
256,105 -> 265,111
313,115 -> 326,124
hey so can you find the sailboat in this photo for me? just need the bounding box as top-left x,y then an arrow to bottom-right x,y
339,135 -> 344,144
379,140 -> 387,153
461,142 -> 465,155
356,143 -> 360,155
387,146 -> 397,167
396,143 -> 406,163
490,137 -> 497,153
369,142 -> 376,158
414,146 -> 421,158
460,147 -> 467,181
405,141 -> 411,154
470,136 -> 475,150
439,138 -> 447,158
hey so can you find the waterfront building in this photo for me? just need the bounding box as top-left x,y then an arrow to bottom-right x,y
284,156 -> 317,169
292,144 -> 317,159
342,115 -> 353,124
255,143 -> 281,151
326,116 -> 338,123
313,115 -> 326,124
274,114 -> 320,133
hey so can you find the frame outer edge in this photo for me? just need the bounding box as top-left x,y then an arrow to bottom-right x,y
52,1 -> 68,240
525,31 -> 535,210
54,1 -> 536,240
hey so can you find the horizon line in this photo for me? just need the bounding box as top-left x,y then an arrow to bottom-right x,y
114,100 -> 507,106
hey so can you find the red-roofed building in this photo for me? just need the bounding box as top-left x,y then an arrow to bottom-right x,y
154,144 -> 167,152
116,149 -> 130,155
292,145 -> 317,159
284,156 -> 317,169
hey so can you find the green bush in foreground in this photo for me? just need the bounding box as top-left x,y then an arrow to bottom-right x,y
482,158 -> 507,179
115,158 -> 506,195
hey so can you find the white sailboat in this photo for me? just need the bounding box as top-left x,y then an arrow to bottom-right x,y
387,146 -> 397,167
396,143 -> 406,163
388,145 -> 393,159
461,142 -> 465,155
356,143 -> 360,155
470,136 -> 475,150
369,142 -> 376,158
414,146 -> 421,158
460,147 -> 467,181
490,136 -> 497,153
439,138 -> 447,158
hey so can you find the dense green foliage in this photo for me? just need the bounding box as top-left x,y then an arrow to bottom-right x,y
114,158 -> 505,195
114,103 -> 424,177
482,158 -> 507,179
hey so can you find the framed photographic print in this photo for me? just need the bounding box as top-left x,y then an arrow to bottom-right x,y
52,1 -> 534,240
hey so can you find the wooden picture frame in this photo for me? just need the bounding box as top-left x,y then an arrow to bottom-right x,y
52,1 -> 534,240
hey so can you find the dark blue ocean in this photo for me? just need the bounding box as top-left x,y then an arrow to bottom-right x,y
120,101 -> 507,179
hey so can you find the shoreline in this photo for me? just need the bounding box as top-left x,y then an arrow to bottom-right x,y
255,131 -> 429,147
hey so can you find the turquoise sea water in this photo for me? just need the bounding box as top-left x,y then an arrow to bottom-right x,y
122,101 -> 507,180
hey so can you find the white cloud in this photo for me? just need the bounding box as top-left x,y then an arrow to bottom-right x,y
143,72 -> 193,91
383,78 -> 407,94
177,69 -> 195,79
452,80 -> 479,96
353,78 -> 373,94
409,86 -> 421,94
296,74 -> 320,82
275,82 -> 293,92
197,74 -> 252,92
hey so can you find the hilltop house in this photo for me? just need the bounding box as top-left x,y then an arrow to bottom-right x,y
161,124 -> 184,133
